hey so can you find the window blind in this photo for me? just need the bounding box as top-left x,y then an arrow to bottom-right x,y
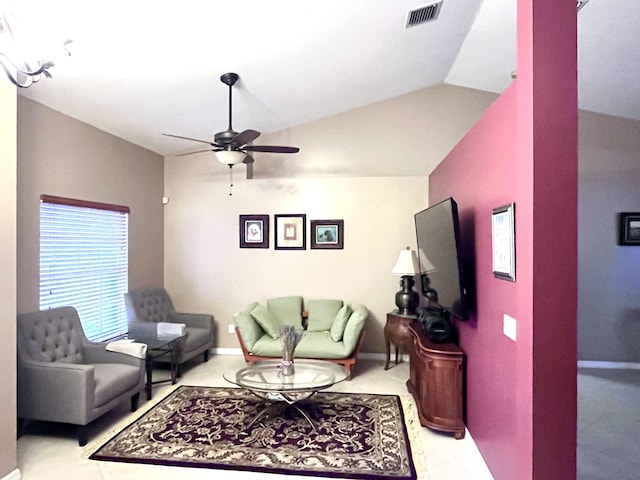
40,196 -> 129,341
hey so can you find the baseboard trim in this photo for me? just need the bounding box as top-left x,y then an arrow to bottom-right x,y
578,360 -> 640,370
213,347 -> 242,356
212,348 -> 393,362
1,469 -> 21,480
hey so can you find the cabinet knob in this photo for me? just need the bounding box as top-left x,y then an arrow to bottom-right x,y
428,360 -> 434,369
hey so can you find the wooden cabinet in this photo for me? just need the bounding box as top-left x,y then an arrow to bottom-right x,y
406,322 -> 465,439
384,311 -> 417,370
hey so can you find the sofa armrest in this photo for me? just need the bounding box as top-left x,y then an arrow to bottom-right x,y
18,360 -> 94,423
170,312 -> 214,330
342,305 -> 368,355
233,310 -> 264,352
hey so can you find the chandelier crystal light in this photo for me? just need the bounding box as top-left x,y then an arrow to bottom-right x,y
0,3 -> 71,88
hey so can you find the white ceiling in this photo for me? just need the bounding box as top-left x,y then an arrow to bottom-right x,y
13,0 -> 640,158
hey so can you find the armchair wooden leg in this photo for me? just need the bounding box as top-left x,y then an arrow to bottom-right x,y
204,350 -> 210,362
131,392 -> 140,412
78,425 -> 88,447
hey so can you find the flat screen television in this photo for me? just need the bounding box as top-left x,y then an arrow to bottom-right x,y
414,197 -> 469,320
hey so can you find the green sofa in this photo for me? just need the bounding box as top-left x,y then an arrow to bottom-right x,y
233,296 -> 367,379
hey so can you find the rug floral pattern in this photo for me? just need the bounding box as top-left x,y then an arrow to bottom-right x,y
90,385 -> 416,479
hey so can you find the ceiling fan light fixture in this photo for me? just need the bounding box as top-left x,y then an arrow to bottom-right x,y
214,150 -> 246,166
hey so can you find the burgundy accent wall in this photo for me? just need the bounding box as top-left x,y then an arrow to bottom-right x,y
429,0 -> 577,478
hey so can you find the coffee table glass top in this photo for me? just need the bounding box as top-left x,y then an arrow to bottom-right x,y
224,359 -> 347,393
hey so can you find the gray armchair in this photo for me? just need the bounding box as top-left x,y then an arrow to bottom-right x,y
124,287 -> 215,373
17,306 -> 146,446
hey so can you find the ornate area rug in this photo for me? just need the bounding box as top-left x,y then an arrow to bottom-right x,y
89,385 -> 417,479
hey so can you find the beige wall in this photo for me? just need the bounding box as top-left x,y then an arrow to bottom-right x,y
17,97 -> 165,314
0,79 -> 18,479
164,167 -> 428,352
254,83 -> 499,179
162,85 -> 500,353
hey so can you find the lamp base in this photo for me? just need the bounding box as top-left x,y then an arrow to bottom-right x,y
395,275 -> 419,316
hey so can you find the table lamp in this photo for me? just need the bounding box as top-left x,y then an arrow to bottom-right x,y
391,246 -> 420,315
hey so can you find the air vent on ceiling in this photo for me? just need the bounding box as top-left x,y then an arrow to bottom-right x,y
406,1 -> 443,28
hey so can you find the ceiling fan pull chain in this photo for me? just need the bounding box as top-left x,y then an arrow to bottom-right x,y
229,165 -> 233,196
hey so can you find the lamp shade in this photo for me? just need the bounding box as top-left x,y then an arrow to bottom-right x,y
214,150 -> 246,166
391,247 -> 419,275
417,248 -> 437,273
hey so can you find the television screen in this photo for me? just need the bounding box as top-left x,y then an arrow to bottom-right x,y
414,197 -> 468,320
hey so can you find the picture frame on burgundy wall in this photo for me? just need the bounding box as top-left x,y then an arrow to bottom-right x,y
619,212 -> 640,245
239,214 -> 269,248
310,219 -> 344,249
274,214 -> 306,250
492,203 -> 516,281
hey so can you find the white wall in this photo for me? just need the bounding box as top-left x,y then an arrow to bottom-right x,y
163,167 -> 428,352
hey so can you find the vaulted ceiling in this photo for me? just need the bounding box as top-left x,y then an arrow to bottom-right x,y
15,0 -> 640,160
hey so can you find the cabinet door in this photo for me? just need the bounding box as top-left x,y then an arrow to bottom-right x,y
426,356 -> 462,428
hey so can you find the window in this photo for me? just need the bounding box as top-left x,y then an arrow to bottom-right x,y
39,195 -> 129,341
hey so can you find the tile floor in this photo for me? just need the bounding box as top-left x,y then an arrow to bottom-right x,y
577,367 -> 640,480
16,358 -> 639,479
17,355 -> 493,480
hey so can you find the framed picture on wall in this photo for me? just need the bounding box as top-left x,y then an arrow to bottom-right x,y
492,203 -> 516,281
619,212 -> 640,245
274,214 -> 306,250
239,215 -> 269,248
310,219 -> 344,249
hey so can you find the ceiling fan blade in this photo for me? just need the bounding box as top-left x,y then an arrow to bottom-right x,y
163,133 -> 217,146
232,129 -> 261,147
175,148 -> 214,157
246,162 -> 254,180
244,145 -> 300,154
242,154 -> 255,165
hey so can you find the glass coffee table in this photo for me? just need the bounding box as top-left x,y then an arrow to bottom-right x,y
223,359 -> 347,430
127,325 -> 185,400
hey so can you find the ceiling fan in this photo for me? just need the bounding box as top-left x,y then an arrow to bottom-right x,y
163,72 -> 299,193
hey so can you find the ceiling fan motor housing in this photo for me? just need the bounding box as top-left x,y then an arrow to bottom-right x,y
214,129 -> 238,145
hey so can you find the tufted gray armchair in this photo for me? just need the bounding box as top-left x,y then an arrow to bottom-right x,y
124,287 -> 215,373
17,306 -> 146,446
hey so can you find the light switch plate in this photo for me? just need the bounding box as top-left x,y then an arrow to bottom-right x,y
228,324 -> 235,334
503,314 -> 516,341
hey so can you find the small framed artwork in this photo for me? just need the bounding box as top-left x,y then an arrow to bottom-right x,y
310,219 -> 344,249
274,214 -> 306,250
492,203 -> 516,281
239,215 -> 269,249
619,212 -> 640,245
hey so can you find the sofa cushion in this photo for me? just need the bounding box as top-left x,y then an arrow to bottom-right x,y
181,327 -> 210,354
330,303 -> 353,341
267,296 -> 303,328
342,304 -> 368,355
297,331 -> 350,359
307,299 -> 343,332
93,363 -> 141,407
250,304 -> 281,339
233,308 -> 263,351
250,335 -> 285,357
